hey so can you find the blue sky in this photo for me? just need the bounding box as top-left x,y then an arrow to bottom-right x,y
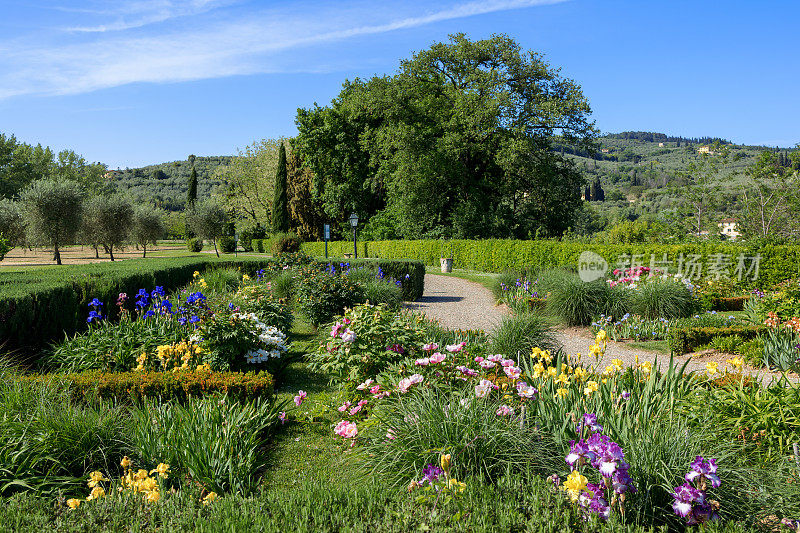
0,0 -> 798,168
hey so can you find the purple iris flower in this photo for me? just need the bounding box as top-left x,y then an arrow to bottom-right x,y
151,286 -> 165,298
577,413 -> 604,434
565,439 -> 596,468
420,463 -> 444,485
685,456 -> 721,488
87,310 -> 102,323
143,309 -> 155,318
88,298 -> 103,308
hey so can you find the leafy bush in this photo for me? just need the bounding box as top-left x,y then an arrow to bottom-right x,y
271,232 -> 301,255
201,267 -> 240,293
269,270 -> 296,300
186,238 -> 203,252
196,311 -> 289,372
707,334 -> 745,354
234,283 -> 293,333
219,236 -> 236,254
360,279 -> 403,309
20,369 -> 274,404
490,313 -> 559,361
294,268 -> 365,325
132,395 -> 283,494
308,303 -> 428,382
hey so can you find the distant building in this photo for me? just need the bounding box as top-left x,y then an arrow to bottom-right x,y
658,142 -> 665,147
697,145 -> 717,155
601,148 -> 610,153
718,218 -> 741,240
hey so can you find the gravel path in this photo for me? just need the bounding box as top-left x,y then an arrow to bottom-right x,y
411,273 -> 794,383
406,274 -> 509,333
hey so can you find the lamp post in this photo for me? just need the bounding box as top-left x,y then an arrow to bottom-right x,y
348,212 -> 359,259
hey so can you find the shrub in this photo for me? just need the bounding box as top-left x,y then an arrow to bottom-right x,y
294,268 -> 365,325
20,369 -> 274,404
195,310 -> 289,372
271,232 -> 301,255
308,303 -> 428,383
186,238 -> 203,252
360,279 -> 403,309
668,325 -> 767,355
269,270 -> 296,300
233,283 -> 293,333
707,334 -> 745,354
627,279 -> 696,319
546,276 -> 606,326
131,395 -> 283,494
202,267 -> 241,293
490,313 -> 559,361
219,236 -> 236,254
760,327 -> 800,371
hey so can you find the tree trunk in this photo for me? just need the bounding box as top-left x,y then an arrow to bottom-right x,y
214,239 -> 219,257
94,245 -> 99,259
54,244 -> 61,265
142,244 -> 147,258
109,247 -> 115,261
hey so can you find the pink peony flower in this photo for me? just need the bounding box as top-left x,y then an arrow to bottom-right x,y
341,329 -> 356,343
398,374 -> 424,393
334,420 -> 358,439
487,354 -> 503,363
475,379 -> 496,398
293,390 -> 307,406
369,385 -> 381,394
349,405 -> 363,415
503,366 -> 522,379
356,379 -> 374,390
422,343 -> 439,351
517,382 -> 537,399
474,356 -> 484,363
479,360 -> 496,369
445,342 -> 467,353
501,358 -> 515,367
415,358 -> 430,366
429,352 -> 446,364
330,323 -> 342,337
456,365 -> 478,377
337,401 -> 352,412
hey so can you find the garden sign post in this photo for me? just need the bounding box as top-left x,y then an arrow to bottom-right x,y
349,213 -> 359,259
324,224 -> 330,259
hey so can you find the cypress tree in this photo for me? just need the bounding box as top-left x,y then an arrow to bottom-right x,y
187,167 -> 198,209
272,142 -> 289,233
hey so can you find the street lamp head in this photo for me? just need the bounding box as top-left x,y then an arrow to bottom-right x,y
348,212 -> 359,228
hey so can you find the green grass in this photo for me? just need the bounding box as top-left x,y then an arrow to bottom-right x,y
424,268 -> 499,293
625,339 -> 671,355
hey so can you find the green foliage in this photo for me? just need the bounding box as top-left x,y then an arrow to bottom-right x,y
707,334 -> 745,354
201,267 -> 240,293
218,236 -> 236,254
19,178 -> 86,264
0,374 -> 130,496
360,387 -> 550,485
131,206 -> 166,258
359,279 -> 403,309
188,201 -> 229,257
272,143 -> 289,233
490,313 -> 559,361
81,194 -> 134,261
628,279 -> 696,319
296,34 -> 593,239
668,325 -> 767,355
294,267 -> 365,325
186,166 -> 198,209
546,277 -> 607,326
760,327 -> 800,371
270,232 -> 301,255
308,303 -> 428,383
0,199 -> 25,248
186,237 -> 203,252
132,395 -> 283,494
196,312 -> 264,371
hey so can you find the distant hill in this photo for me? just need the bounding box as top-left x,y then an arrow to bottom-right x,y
111,156 -> 233,210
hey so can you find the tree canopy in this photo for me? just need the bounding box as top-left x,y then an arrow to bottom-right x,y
295,33 -> 595,239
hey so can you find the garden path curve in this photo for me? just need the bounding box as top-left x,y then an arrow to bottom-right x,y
411,273 -> 796,384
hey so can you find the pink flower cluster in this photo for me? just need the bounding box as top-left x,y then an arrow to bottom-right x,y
608,266 -> 664,288
293,390 -> 307,406
330,319 -> 356,343
334,420 -> 358,439
415,352 -> 446,366
398,374 -> 424,393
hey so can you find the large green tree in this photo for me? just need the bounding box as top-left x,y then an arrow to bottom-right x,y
81,194 -> 134,261
296,33 -> 595,238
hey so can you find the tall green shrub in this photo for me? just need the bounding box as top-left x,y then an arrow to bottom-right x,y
272,143 -> 289,233
20,179 -> 85,265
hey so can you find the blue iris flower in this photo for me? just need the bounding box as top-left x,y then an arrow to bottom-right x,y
88,298 -> 103,308
87,310 -> 103,323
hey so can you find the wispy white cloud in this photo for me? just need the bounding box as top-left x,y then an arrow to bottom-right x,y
0,0 -> 567,99
63,0 -> 237,32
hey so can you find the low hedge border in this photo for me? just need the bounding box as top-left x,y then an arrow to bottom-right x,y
708,296 -> 748,311
668,325 -> 767,356
20,369 -> 274,403
302,239 -> 798,287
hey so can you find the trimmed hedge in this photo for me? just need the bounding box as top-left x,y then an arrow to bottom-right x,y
302,239 -> 797,287
20,369 -> 274,403
668,325 -> 767,355
709,296 -> 748,311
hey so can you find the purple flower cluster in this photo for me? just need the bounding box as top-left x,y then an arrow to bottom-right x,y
565,413 -> 635,521
672,456 -> 721,525
420,463 -> 443,485
87,298 -> 103,323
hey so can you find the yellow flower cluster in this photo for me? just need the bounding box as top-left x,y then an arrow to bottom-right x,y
562,470 -> 587,502
67,458 -> 169,510
134,341 -> 203,372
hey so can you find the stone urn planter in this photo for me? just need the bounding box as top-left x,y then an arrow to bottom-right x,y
440,257 -> 453,273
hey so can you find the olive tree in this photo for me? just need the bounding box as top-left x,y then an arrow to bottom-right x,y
82,194 -> 134,261
20,179 -> 85,265
189,201 -> 229,257
0,199 -> 26,250
132,206 -> 166,258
